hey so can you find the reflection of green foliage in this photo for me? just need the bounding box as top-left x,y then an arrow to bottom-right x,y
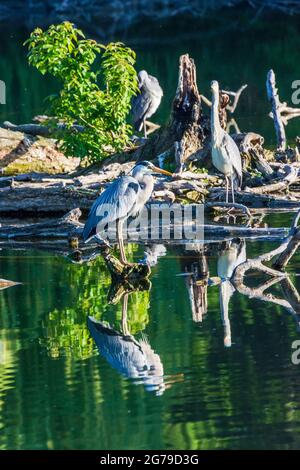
40,245 -> 150,359
39,308 -> 94,360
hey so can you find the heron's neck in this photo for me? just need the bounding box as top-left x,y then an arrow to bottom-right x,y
137,174 -> 154,205
211,92 -> 222,145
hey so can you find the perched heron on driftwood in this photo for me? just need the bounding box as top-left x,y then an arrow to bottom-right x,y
82,161 -> 172,265
210,80 -> 242,203
132,70 -> 163,138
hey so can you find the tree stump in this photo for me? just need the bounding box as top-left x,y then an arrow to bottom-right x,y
133,54 -> 209,171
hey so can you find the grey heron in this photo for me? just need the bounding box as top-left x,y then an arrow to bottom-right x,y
88,294 -> 165,395
132,70 -> 163,138
82,161 -> 172,265
217,239 -> 246,347
211,80 -> 243,203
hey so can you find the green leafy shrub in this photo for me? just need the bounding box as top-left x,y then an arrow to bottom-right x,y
24,22 -> 139,162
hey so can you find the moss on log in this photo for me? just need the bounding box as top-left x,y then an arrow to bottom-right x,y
0,128 -> 79,175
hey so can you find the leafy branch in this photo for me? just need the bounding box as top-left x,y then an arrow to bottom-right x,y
24,22 -> 139,163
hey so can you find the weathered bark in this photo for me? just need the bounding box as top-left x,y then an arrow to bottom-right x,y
0,127 -> 79,175
209,187 -> 300,208
266,69 -> 286,151
205,201 -> 252,218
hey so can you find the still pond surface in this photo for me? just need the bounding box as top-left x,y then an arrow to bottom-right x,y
0,16 -> 300,450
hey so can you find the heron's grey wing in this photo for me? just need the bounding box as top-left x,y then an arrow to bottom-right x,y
222,133 -> 243,187
147,74 -> 163,98
82,176 -> 140,242
131,92 -> 152,131
88,318 -> 148,378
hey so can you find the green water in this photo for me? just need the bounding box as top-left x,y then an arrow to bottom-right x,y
1,14 -> 300,450
0,237 -> 300,450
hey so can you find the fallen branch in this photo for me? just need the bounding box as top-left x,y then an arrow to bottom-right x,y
205,201 -> 252,218
245,164 -> 299,194
2,120 -> 84,136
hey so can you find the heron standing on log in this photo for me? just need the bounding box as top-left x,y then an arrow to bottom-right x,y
132,70 -> 163,138
82,161 -> 172,265
210,80 -> 242,203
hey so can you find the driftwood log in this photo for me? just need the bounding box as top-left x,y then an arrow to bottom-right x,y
0,207 -> 289,245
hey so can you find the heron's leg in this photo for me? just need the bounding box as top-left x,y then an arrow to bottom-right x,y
231,176 -> 235,204
121,293 -> 130,336
117,219 -> 127,265
225,176 -> 229,203
143,118 -> 147,139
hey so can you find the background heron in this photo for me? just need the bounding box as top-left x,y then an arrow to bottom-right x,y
82,161 -> 172,265
217,239 -> 246,347
88,294 -> 165,396
210,80 -> 242,203
132,70 -> 163,138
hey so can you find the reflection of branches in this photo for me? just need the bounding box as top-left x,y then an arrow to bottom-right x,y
181,252 -> 209,323
233,209 -> 300,282
108,276 -> 151,305
231,211 -> 300,331
233,275 -> 300,331
273,211 -> 300,270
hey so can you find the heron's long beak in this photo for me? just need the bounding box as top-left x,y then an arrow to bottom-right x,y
152,166 -> 173,177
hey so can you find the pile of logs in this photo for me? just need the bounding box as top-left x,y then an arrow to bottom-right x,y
0,55 -> 300,216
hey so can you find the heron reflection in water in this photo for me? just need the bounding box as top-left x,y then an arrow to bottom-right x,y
88,293 -> 166,396
217,239 -> 246,347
